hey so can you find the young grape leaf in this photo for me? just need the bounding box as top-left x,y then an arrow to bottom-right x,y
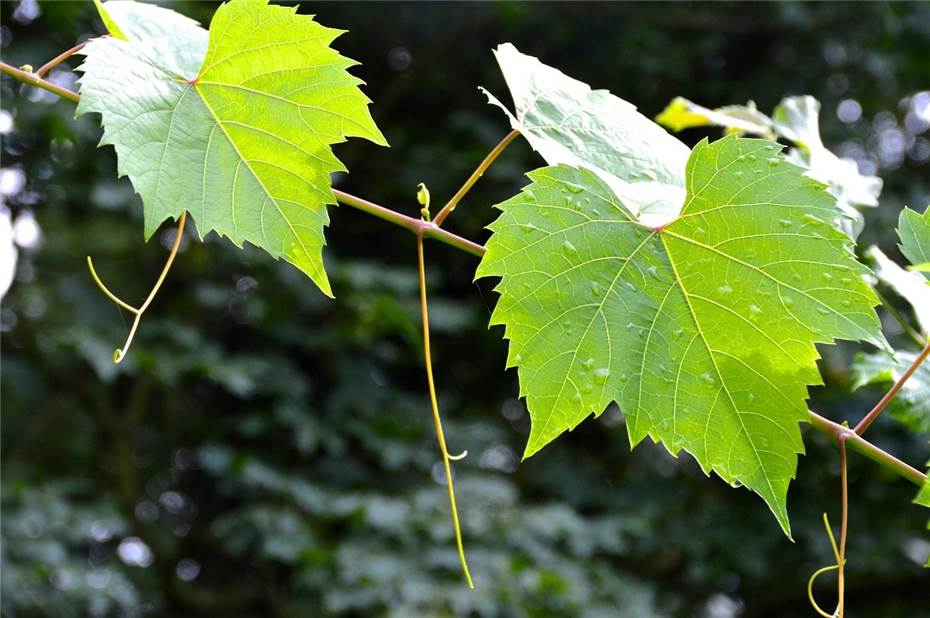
772,96 -> 882,239
866,246 -> 930,334
899,206 -> 930,278
482,43 -> 690,226
655,97 -> 774,137
77,0 -> 387,296
658,94 -> 882,240
477,135 -> 885,534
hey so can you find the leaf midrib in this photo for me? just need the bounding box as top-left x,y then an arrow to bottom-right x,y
658,230 -> 782,518
192,82 -> 327,290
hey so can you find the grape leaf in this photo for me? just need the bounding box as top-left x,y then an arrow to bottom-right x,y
866,246 -> 930,335
482,43 -> 690,226
851,351 -> 930,434
90,0 -> 207,76
477,135 -> 885,534
899,206 -> 930,277
655,97 -> 773,137
77,0 -> 387,296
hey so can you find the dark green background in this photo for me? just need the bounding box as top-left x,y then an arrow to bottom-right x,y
2,1 -> 929,616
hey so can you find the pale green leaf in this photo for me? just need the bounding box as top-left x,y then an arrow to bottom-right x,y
478,135 -> 885,534
867,246 -> 930,334
773,96 -> 882,239
482,43 -> 690,226
851,351 -> 930,434
899,206 -> 930,280
655,96 -> 774,137
77,0 -> 386,296
92,0 -> 207,75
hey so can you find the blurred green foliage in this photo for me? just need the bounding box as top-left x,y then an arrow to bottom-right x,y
2,1 -> 930,616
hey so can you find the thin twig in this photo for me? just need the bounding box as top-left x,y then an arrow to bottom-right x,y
416,233 -> 474,588
432,130 -> 519,228
853,338 -> 930,436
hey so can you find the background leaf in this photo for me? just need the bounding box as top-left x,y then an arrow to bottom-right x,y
899,206 -> 930,277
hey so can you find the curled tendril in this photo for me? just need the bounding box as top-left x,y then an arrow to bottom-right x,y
87,212 -> 187,363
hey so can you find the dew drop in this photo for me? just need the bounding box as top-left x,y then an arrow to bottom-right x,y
624,281 -> 637,292
840,299 -> 851,307
816,306 -> 831,315
567,184 -> 583,194
779,219 -> 792,228
701,372 -> 716,386
520,224 -> 534,234
749,304 -> 762,317
582,357 -> 595,370
694,227 -> 707,237
821,272 -> 833,282
747,154 -> 757,161
718,284 -> 733,294
672,327 -> 684,340
562,240 -> 578,256
591,209 -> 601,217
593,367 -> 611,384
783,296 -> 794,308
646,265 -> 659,278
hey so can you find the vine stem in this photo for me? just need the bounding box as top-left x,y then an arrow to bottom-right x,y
87,212 -> 187,363
416,233 -> 474,588
0,60 -> 81,103
807,411 -> 926,486
432,129 -> 519,228
852,338 -> 930,436
3,44 -> 926,490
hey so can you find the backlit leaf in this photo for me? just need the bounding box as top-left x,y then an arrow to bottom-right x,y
478,135 -> 884,534
77,0 -> 387,296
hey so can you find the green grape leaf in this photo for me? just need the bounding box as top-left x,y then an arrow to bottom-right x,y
477,135 -> 885,534
899,206 -> 930,279
77,0 -> 387,296
656,96 -> 774,137
482,43 -> 690,225
851,351 -> 930,434
866,246 -> 930,335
